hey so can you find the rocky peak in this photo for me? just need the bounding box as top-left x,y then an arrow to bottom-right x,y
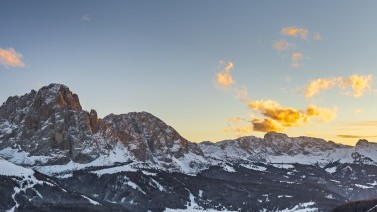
263,131 -> 289,141
356,139 -> 369,147
36,83 -> 82,110
103,111 -> 203,161
0,83 -> 102,165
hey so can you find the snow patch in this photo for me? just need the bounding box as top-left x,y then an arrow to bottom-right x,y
271,164 -> 295,169
0,158 -> 34,177
277,201 -> 317,212
325,166 -> 337,174
222,164 -> 236,172
355,184 -> 374,189
80,195 -> 101,205
240,163 -> 267,171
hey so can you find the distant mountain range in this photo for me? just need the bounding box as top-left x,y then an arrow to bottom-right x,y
1,83 -> 377,211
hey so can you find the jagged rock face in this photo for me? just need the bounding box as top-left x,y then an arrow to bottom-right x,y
0,83 -> 204,167
102,112 -> 203,162
0,84 -> 103,165
262,132 -> 339,155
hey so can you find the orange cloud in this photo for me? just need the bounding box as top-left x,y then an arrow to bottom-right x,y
248,99 -> 308,127
347,74 -> 373,97
223,125 -> 253,134
216,62 -> 234,89
281,26 -> 309,40
273,39 -> 295,51
291,52 -> 303,68
337,134 -> 377,139
306,104 -> 337,122
305,75 -> 373,98
0,48 -> 25,68
251,118 -> 285,132
215,61 -> 250,100
228,117 -> 244,123
245,99 -> 337,132
305,78 -> 340,97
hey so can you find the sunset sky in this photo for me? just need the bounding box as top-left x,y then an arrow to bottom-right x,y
1,1 -> 377,145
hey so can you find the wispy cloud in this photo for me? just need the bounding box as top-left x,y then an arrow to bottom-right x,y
305,77 -> 339,97
281,26 -> 309,40
224,125 -> 253,134
215,61 -> 235,89
214,61 -> 249,100
337,134 -> 377,139
291,52 -> 303,68
273,39 -> 295,51
0,48 -> 25,68
313,33 -> 322,41
305,74 -> 373,98
228,117 -> 245,123
353,108 -> 365,114
81,14 -> 91,22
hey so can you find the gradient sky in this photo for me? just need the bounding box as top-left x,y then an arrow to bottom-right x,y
1,1 -> 377,145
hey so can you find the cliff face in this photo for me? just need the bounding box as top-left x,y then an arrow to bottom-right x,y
0,83 -> 205,170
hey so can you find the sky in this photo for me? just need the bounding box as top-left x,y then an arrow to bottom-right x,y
1,1 -> 377,145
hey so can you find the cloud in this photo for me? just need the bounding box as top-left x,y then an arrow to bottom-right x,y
0,48 -> 25,68
214,61 -> 250,100
305,75 -> 373,98
223,125 -> 253,134
215,61 -> 336,134
353,108 -> 365,114
347,74 -> 373,97
313,33 -> 322,41
246,99 -> 336,132
228,117 -> 244,123
233,86 -> 249,100
216,62 -> 235,89
305,77 -> 339,97
306,104 -> 337,122
291,52 -> 303,68
337,121 -> 377,131
81,14 -> 91,22
337,134 -> 377,139
273,39 -> 295,51
251,118 -> 285,132
281,26 -> 309,40
248,99 -> 308,127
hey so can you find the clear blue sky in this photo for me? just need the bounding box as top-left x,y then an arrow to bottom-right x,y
1,1 -> 377,144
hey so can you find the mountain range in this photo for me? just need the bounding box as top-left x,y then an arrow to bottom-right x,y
1,83 -> 377,211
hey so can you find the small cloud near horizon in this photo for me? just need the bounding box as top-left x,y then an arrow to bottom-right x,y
337,134 -> 377,139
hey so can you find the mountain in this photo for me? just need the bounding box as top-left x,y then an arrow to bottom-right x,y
1,83 -> 377,211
